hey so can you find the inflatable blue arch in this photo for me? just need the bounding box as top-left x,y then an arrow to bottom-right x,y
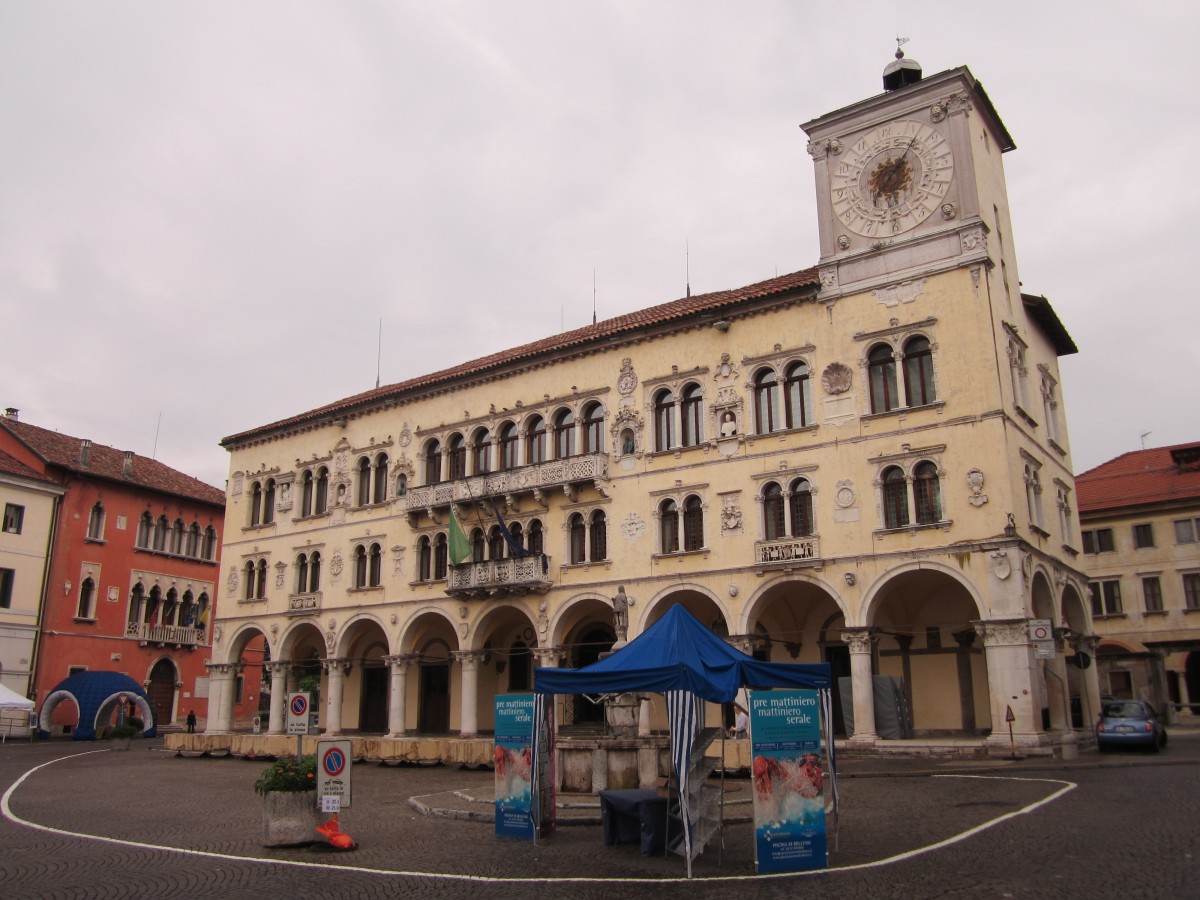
38,671 -> 156,740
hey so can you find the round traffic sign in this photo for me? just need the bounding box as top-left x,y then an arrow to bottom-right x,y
322,747 -> 346,777
290,695 -> 308,716
1032,624 -> 1050,641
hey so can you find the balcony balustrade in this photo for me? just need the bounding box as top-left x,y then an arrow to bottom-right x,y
446,555 -> 553,599
754,536 -> 820,567
126,621 -> 205,646
405,452 -> 609,515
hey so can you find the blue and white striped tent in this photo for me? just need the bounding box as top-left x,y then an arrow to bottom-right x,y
533,604 -> 836,871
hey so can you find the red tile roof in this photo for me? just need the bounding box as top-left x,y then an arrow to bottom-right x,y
0,419 -> 225,507
222,267 -> 822,446
0,448 -> 56,486
1076,442 -> 1200,514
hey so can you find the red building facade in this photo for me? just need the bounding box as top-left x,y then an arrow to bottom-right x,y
0,408 -> 258,733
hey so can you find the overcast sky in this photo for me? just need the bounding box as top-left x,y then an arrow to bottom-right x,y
3,2 -> 1197,490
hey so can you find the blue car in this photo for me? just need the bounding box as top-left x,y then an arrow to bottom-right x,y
1095,700 -> 1167,752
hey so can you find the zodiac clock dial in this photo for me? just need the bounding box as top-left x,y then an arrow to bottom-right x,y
829,120 -> 953,238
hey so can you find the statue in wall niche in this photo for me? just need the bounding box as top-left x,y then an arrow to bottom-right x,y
611,585 -> 636,643
720,410 -> 738,437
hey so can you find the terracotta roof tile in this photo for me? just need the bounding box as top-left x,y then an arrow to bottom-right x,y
222,267 -> 821,446
0,419 -> 225,507
1076,442 -> 1200,513
0,448 -> 55,485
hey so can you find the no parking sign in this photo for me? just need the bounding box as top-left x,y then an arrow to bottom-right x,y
317,739 -> 352,808
286,692 -> 310,735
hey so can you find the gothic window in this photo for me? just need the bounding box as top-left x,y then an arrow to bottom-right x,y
256,559 -> 268,598
357,457 -> 372,506
498,423 -> 518,470
509,522 -> 524,552
170,519 -> 184,555
203,526 -> 218,560
660,499 -> 680,554
590,510 -> 607,561
683,496 -> 704,551
163,588 -> 179,626
680,383 -> 704,447
790,478 -> 814,536
263,479 -> 276,524
418,536 -> 432,581
447,434 -> 467,480
296,553 -> 309,593
370,542 -> 383,586
784,361 -> 812,428
243,560 -> 256,600
473,428 -> 492,475
526,416 -> 546,465
315,466 -> 329,513
146,585 -> 163,624
77,577 -> 96,619
196,594 -> 209,634
373,452 -> 389,502
434,534 -> 448,579
913,462 -> 942,525
471,528 -> 485,563
753,368 -> 781,433
528,519 -> 544,556
882,466 -> 909,529
250,481 -> 263,526
137,512 -> 153,548
554,409 -> 575,459
764,482 -> 785,540
186,523 -> 201,557
354,545 -> 368,588
903,337 -> 936,407
654,389 -> 675,451
86,502 -> 105,541
488,526 -> 504,561
301,470 -> 314,516
128,584 -> 144,625
582,402 -> 603,454
309,552 -> 321,592
1025,461 -> 1044,528
868,345 -> 899,414
154,516 -> 169,551
569,513 -> 586,564
424,440 -> 442,485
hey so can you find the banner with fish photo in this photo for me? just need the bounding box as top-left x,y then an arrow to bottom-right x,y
494,693 -> 536,838
748,689 -> 828,873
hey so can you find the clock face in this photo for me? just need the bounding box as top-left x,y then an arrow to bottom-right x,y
830,120 -> 954,238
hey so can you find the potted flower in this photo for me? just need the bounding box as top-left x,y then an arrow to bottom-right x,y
106,723 -> 138,750
254,755 -> 319,847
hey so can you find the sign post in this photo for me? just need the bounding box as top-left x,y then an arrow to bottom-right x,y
1029,619 -> 1055,660
287,692 -> 310,758
317,739 -> 352,809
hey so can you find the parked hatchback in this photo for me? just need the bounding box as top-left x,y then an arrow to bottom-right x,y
1095,700 -> 1167,752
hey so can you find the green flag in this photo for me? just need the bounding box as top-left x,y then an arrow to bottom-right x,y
448,508 -> 472,565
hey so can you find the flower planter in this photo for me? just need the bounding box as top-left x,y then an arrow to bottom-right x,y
262,791 -> 319,847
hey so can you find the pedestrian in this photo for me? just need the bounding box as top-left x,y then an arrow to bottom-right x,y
728,702 -> 749,739
186,709 -> 197,733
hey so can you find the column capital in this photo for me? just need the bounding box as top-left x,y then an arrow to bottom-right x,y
383,654 -> 416,672
973,618 -> 1030,647
264,660 -> 291,677
453,650 -> 487,669
321,657 -> 353,676
841,628 -> 875,654
531,647 -> 565,667
205,661 -> 242,676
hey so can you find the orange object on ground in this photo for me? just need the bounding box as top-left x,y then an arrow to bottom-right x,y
315,814 -> 357,849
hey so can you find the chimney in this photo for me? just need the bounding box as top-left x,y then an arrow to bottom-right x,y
3,407 -> 17,421
123,451 -> 135,477
79,440 -> 91,467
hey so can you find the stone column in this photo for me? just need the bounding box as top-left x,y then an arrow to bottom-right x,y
1074,635 -> 1103,727
841,629 -> 877,745
321,658 -> 351,736
265,661 -> 290,735
384,655 -> 413,737
975,618 -> 1042,748
204,662 -> 240,733
454,650 -> 485,738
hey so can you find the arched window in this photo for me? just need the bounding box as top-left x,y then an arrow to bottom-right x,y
418,536 -> 432,581
590,510 -> 607,562
660,499 -> 679,554
357,457 -> 372,505
526,416 -> 546,465
681,383 -> 703,447
763,482 -> 785,540
554,409 -> 575,459
170,519 -> 184,555
315,467 -> 329,513
128,584 -> 145,625
296,554 -> 309,593
203,526 -> 218,560
914,461 -> 941,524
77,577 -> 96,619
683,496 -> 704,551
250,481 -> 263,526
263,479 -> 276,524
146,586 -> 162,624
903,336 -> 935,407
883,466 -> 909,529
243,561 -> 256,600
754,369 -> 780,433
569,513 -> 586,564
195,593 -> 210,635
654,389 -> 675,451
528,519 -> 544,556
369,542 -> 383,586
154,516 -> 169,551
784,361 -> 812,428
790,478 -> 814,536
471,528 -> 485,563
137,512 -> 153,548
434,534 -> 448,579
354,545 -> 368,588
256,559 -> 268,598
424,440 -> 442,485
448,435 -> 467,480
186,523 -> 201,557
582,402 -> 603,454
869,344 -> 899,414
498,423 -> 518,470
473,428 -> 492,475
309,551 -> 321,592
163,589 -> 178,626
87,502 -> 105,541
373,452 -> 389,502
301,470 -> 314,516
488,526 -> 504,561
180,590 -> 195,627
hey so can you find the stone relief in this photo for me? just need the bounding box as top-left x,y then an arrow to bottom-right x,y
398,422 -> 412,447
712,352 -> 739,382
872,278 -> 927,308
966,467 -> 988,506
329,549 -> 344,577
621,512 -> 646,542
230,472 -> 244,498
821,363 -> 853,395
941,202 -> 958,221
391,545 -> 406,574
989,550 -> 1011,580
226,567 -> 239,594
835,480 -> 856,509
617,358 -> 638,399
961,228 -> 987,252
274,562 -> 287,588
720,494 -> 743,535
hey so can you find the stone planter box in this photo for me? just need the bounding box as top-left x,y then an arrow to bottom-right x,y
262,791 -> 319,847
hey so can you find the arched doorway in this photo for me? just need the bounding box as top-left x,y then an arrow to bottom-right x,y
146,659 -> 177,728
418,638 -> 451,734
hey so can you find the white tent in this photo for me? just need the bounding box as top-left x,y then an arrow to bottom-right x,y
0,682 -> 33,709
0,682 -> 34,742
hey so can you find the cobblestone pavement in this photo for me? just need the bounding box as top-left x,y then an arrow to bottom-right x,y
1,732 -> 1197,899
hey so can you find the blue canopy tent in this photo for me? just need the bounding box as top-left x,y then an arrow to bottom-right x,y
532,604 -> 838,875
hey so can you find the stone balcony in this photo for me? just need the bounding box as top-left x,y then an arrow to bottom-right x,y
754,536 -> 821,568
126,621 -> 205,647
445,555 -> 553,599
404,452 -> 609,518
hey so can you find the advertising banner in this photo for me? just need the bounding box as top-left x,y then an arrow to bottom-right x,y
494,693 -> 535,839
748,689 -> 827,873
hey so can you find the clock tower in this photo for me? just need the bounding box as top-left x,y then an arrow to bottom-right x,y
802,54 -> 1016,301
